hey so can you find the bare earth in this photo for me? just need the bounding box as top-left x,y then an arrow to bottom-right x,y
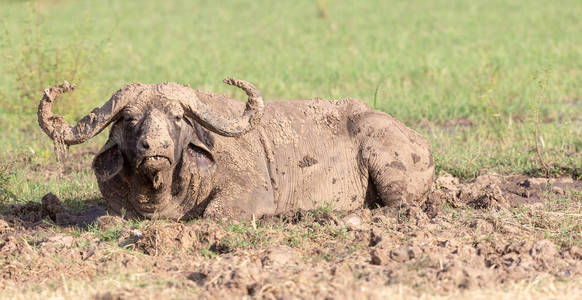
1,171 -> 581,299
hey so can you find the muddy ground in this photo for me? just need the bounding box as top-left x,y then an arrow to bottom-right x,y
1,171 -> 581,299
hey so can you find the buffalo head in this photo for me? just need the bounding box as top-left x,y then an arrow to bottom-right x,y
38,78 -> 263,219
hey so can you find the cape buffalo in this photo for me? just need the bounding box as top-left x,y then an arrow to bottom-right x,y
38,78 -> 434,220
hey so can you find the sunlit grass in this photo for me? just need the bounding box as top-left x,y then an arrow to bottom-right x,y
0,0 -> 580,204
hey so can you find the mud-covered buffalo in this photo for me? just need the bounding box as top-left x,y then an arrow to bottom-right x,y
37,79 -> 434,220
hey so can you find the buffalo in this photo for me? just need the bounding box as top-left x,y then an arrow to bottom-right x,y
38,78 -> 434,220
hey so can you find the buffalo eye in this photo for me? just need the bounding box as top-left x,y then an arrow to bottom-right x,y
124,115 -> 138,126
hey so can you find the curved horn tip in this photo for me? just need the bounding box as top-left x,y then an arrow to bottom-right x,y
222,78 -> 261,97
223,77 -> 253,88
223,77 -> 237,86
54,81 -> 76,92
43,81 -> 76,102
61,80 -> 75,88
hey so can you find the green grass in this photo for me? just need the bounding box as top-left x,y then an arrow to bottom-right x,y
0,0 -> 581,204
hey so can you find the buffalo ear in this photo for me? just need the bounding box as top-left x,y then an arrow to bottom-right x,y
92,141 -> 124,182
186,140 -> 215,176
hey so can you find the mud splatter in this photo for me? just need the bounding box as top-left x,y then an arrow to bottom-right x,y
298,155 -> 318,168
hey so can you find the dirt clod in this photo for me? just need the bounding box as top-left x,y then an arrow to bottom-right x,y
136,223 -> 196,255
570,246 -> 582,260
390,246 -> 410,262
370,248 -> 390,265
41,192 -> 65,220
343,213 -> 369,231
0,219 -> 10,234
530,240 -> 558,262
187,272 -> 208,286
261,246 -> 301,267
97,215 -> 125,230
464,183 -> 507,209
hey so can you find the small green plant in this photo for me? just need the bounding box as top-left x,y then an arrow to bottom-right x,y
314,201 -> 334,216
330,226 -> 348,239
215,220 -> 272,252
0,165 -> 18,204
1,0 -> 110,115
373,76 -> 390,110
224,221 -> 252,234
220,235 -> 251,251
532,72 -> 551,177
85,224 -> 122,242
287,235 -> 301,248
200,247 -> 218,259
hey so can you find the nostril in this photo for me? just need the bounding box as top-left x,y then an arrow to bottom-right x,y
140,140 -> 150,150
162,143 -> 169,149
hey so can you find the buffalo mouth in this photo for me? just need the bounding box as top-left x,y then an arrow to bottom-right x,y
139,155 -> 172,169
138,155 -> 172,190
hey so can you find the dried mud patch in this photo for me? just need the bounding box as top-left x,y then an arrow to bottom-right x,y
0,173 -> 581,298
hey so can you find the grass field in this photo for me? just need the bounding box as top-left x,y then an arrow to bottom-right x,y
0,0 -> 581,298
1,0 -> 581,202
